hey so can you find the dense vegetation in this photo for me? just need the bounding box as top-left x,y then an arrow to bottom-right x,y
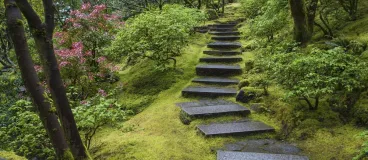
0,0 -> 367,159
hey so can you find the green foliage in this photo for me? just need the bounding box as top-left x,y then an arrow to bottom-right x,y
354,131 -> 368,160
264,47 -> 368,110
239,0 -> 268,19
0,100 -> 55,160
73,94 -> 130,149
110,4 -> 206,68
246,0 -> 289,40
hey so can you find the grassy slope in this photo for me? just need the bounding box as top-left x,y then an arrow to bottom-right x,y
94,3 -> 368,160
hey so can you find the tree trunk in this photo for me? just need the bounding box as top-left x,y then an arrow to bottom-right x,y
289,0 -> 311,46
4,0 -> 71,159
222,0 -> 225,13
14,0 -> 89,159
289,0 -> 318,46
198,0 -> 202,9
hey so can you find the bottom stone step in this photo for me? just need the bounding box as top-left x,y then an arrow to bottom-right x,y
217,151 -> 309,160
197,120 -> 274,136
182,87 -> 237,97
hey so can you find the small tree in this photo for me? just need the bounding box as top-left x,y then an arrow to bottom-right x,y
267,47 -> 368,110
110,4 -> 206,68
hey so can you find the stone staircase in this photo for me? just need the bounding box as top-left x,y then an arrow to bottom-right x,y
177,21 -> 309,159
180,21 -> 274,135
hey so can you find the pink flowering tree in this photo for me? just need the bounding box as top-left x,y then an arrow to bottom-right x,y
52,3 -> 124,101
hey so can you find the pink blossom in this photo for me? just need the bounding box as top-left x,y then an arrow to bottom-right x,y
98,88 -> 107,97
34,65 -> 42,73
81,3 -> 91,11
80,100 -> 88,105
59,61 -> 69,67
54,32 -> 63,38
97,56 -> 106,63
85,51 -> 92,56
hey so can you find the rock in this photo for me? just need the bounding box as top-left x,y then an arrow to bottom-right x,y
236,87 -> 264,103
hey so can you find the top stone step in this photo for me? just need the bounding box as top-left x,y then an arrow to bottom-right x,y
209,24 -> 237,28
210,28 -> 236,32
209,31 -> 240,36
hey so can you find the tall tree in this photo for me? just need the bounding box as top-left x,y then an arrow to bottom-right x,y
289,0 -> 318,46
338,0 -> 358,20
12,0 -> 89,159
4,0 -> 71,159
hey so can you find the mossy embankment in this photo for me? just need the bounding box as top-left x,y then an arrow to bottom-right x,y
94,2 -> 368,160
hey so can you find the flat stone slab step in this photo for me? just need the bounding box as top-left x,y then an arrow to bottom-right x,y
197,120 -> 274,136
181,104 -> 250,116
176,99 -> 235,108
210,28 -> 236,32
212,36 -> 241,41
209,24 -> 237,28
209,31 -> 240,36
200,57 -> 242,63
203,50 -> 242,56
196,64 -> 242,76
217,151 -> 309,160
193,77 -> 239,85
182,87 -> 237,97
208,42 -> 242,49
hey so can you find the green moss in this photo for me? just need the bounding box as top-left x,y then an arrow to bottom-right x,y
62,149 -> 74,160
0,151 -> 26,160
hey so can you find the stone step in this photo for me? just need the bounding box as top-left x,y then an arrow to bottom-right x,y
196,64 -> 242,76
182,87 -> 237,97
200,57 -> 242,63
203,50 -> 242,56
181,104 -> 250,117
193,77 -> 239,85
217,151 -> 309,160
212,36 -> 241,41
209,24 -> 237,28
210,28 -> 236,32
197,120 -> 274,136
176,99 -> 235,108
208,42 -> 242,49
209,31 -> 240,36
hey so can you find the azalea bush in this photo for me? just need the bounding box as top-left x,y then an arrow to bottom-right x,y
73,88 -> 130,149
52,3 -> 123,101
110,4 -> 207,68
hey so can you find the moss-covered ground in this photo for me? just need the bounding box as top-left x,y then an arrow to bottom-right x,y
94,3 -> 368,160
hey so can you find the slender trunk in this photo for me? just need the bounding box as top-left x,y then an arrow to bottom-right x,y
14,0 -> 89,159
222,0 -> 225,13
4,1 -> 71,159
314,96 -> 319,110
302,96 -> 314,110
198,0 -> 202,9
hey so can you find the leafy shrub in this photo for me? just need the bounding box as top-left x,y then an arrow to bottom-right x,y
0,100 -> 54,159
239,0 -> 268,19
110,4 -> 206,68
73,92 -> 130,149
331,38 -> 367,55
265,47 -> 368,110
354,131 -> 368,160
246,0 -> 289,41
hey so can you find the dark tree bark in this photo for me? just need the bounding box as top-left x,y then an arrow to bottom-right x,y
4,0 -> 71,159
14,0 -> 89,159
289,0 -> 318,46
222,0 -> 225,13
338,0 -> 358,20
198,0 -> 201,9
